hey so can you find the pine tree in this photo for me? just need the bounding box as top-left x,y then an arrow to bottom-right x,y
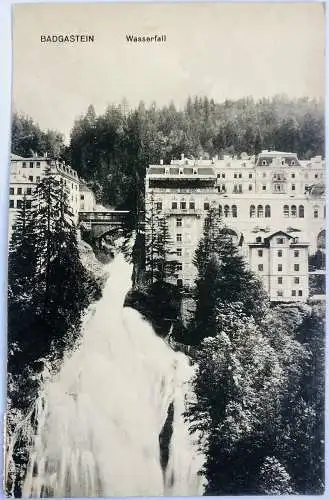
153,216 -> 180,282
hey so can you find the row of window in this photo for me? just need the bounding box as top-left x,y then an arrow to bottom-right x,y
216,171 -> 322,180
9,199 -> 32,209
258,249 -> 300,257
250,205 -> 271,218
258,264 -> 301,272
277,276 -> 301,284
277,289 -> 303,297
10,187 -> 33,196
21,161 -> 41,168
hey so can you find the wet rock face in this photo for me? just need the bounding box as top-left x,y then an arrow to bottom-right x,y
159,402 -> 174,472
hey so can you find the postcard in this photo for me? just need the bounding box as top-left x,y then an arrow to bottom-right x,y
5,2 -> 325,497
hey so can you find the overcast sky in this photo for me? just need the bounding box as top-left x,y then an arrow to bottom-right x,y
12,2 -> 325,141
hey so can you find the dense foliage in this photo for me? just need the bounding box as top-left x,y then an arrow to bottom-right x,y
186,209 -> 325,495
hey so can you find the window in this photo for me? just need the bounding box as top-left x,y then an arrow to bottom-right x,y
204,202 -> 210,210
256,237 -> 262,243
177,279 -> 183,287
278,277 -> 283,284
180,202 -> 186,210
277,290 -> 283,297
291,173 -> 295,178
258,264 -> 264,271
222,173 -> 226,179
26,200 -> 32,209
177,263 -> 183,271
249,173 -> 252,179
29,162 -> 33,168
17,200 -> 22,209
294,277 -> 300,284
294,250 -> 299,258
291,205 -> 297,217
176,217 -> 182,227
234,173 -> 237,179
189,202 -> 195,209
28,176 -> 33,182
218,205 -> 222,216
249,184 -> 253,191
262,160 -> 267,166
177,248 -> 182,256
9,199 -> 14,208
314,206 -> 319,218
239,173 -> 242,178
250,205 -> 255,218
315,174 -> 318,179
278,250 -> 283,257
224,205 -> 229,217
283,205 -> 289,217
292,290 -> 296,297
172,202 -> 177,209
299,205 -> 304,218
22,162 -> 26,168
156,202 -> 162,210
232,205 -> 237,218
257,205 -> 263,217
36,161 -> 41,167
277,238 -> 284,244
26,188 -> 32,195
258,250 -> 263,257
17,188 -> 22,195
278,264 -> 283,272
177,234 -> 182,242
262,185 -> 266,191
36,176 -> 40,183
9,187 -> 14,195
265,205 -> 271,218
291,184 -> 295,191
298,290 -> 303,297
80,194 -> 85,200
294,264 -> 300,271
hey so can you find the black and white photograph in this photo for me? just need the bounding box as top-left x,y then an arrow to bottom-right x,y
4,2 -> 325,497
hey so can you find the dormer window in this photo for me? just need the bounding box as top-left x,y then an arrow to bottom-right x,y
291,160 -> 295,166
262,160 -> 267,166
193,167 -> 198,175
281,160 -> 285,166
179,168 -> 184,175
256,237 -> 262,243
165,167 -> 169,174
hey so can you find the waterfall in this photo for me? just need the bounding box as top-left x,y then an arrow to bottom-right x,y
12,253 -> 204,497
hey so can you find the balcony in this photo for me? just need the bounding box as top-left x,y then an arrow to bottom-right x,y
166,208 -> 203,216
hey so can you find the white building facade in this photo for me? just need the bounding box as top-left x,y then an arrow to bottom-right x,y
145,151 -> 325,301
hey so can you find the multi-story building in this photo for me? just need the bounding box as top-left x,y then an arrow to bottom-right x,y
79,182 -> 96,212
248,230 -> 309,302
9,153 -> 80,236
145,151 -> 325,301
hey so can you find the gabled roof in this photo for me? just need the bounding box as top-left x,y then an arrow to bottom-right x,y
264,230 -> 294,242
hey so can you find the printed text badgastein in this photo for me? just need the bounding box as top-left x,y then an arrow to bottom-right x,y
40,34 -> 95,43
126,34 -> 167,43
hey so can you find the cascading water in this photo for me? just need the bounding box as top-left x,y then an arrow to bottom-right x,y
11,252 -> 204,497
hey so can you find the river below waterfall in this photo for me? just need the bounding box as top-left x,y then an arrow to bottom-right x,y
15,253 -> 204,497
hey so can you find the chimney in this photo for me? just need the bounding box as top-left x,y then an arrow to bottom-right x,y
181,153 -> 184,160
45,152 -> 48,158
160,159 -> 163,165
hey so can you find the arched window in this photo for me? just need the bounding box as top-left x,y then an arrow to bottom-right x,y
262,160 -> 267,166
291,205 -> 297,217
218,204 -> 222,217
299,205 -> 304,218
265,205 -> 271,218
257,205 -> 264,218
283,205 -> 289,217
250,205 -> 255,218
314,206 -> 319,219
224,205 -> 230,217
232,205 -> 237,218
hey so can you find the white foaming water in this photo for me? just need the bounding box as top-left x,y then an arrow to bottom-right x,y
17,254 -> 204,497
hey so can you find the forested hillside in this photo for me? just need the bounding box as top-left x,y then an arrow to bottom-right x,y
12,95 -> 324,213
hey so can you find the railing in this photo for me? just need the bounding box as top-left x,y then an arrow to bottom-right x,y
79,211 -> 130,224
165,208 -> 203,216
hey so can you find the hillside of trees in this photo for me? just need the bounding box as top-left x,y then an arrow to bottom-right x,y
185,209 -> 325,495
12,95 -> 324,214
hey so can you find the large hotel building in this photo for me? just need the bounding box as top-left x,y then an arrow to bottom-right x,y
145,151 -> 325,302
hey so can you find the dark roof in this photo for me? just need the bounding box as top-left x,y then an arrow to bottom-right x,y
148,167 -> 165,174
256,154 -> 301,167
